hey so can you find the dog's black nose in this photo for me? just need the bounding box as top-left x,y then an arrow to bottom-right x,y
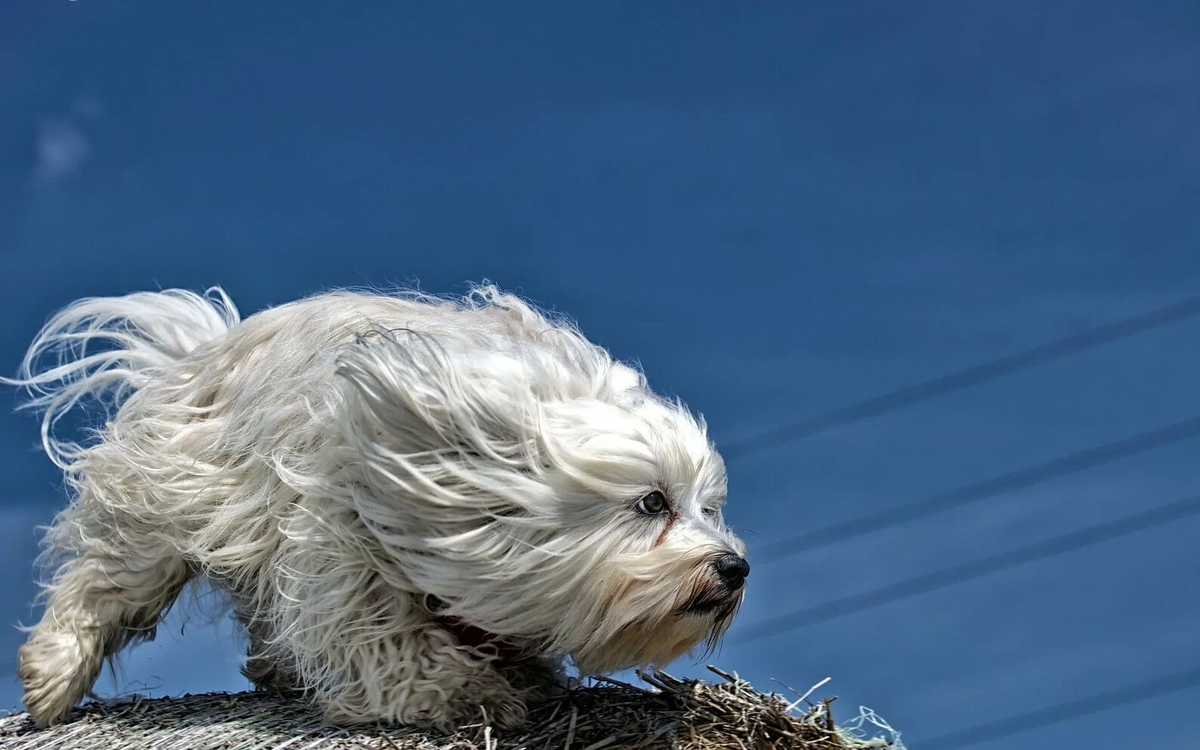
712,553 -> 750,590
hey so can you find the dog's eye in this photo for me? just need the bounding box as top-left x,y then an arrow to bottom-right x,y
635,491 -> 668,516
702,506 -> 720,519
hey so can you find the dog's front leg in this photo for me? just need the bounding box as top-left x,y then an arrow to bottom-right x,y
265,535 -> 533,730
316,618 -> 531,730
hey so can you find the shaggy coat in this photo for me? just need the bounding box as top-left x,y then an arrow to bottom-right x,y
5,286 -> 746,729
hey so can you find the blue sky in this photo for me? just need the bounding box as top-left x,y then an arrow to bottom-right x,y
3,2 -> 1200,747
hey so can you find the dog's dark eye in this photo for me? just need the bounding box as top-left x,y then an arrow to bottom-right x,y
702,506 -> 720,518
635,491 -> 668,516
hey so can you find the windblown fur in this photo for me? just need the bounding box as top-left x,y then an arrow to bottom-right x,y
3,285 -> 746,730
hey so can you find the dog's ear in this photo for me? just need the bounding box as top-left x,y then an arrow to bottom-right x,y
334,327 -> 531,460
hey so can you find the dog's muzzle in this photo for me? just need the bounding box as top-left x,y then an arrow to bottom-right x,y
676,553 -> 749,617
711,553 -> 750,592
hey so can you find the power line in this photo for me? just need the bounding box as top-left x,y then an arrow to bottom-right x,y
738,492 -> 1200,643
721,292 -> 1200,459
757,415 -> 1200,563
918,665 -> 1200,750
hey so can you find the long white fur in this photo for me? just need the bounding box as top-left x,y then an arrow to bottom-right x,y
3,285 -> 744,729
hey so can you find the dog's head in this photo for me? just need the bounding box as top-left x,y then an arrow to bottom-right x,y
336,287 -> 746,673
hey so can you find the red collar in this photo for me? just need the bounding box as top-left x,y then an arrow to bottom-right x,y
425,596 -> 531,662
437,615 -> 532,662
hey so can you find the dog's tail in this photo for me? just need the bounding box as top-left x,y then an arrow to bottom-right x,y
2,287 -> 241,468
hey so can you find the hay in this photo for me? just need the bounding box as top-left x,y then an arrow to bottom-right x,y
0,668 -> 903,750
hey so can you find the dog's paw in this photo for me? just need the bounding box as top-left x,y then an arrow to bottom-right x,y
501,658 -> 569,706
325,689 -> 528,731
473,691 -> 528,730
422,692 -> 527,732
18,630 -> 101,726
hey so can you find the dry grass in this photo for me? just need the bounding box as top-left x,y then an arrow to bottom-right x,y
0,668 -> 902,750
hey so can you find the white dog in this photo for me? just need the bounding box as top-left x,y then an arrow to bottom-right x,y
4,286 -> 747,730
